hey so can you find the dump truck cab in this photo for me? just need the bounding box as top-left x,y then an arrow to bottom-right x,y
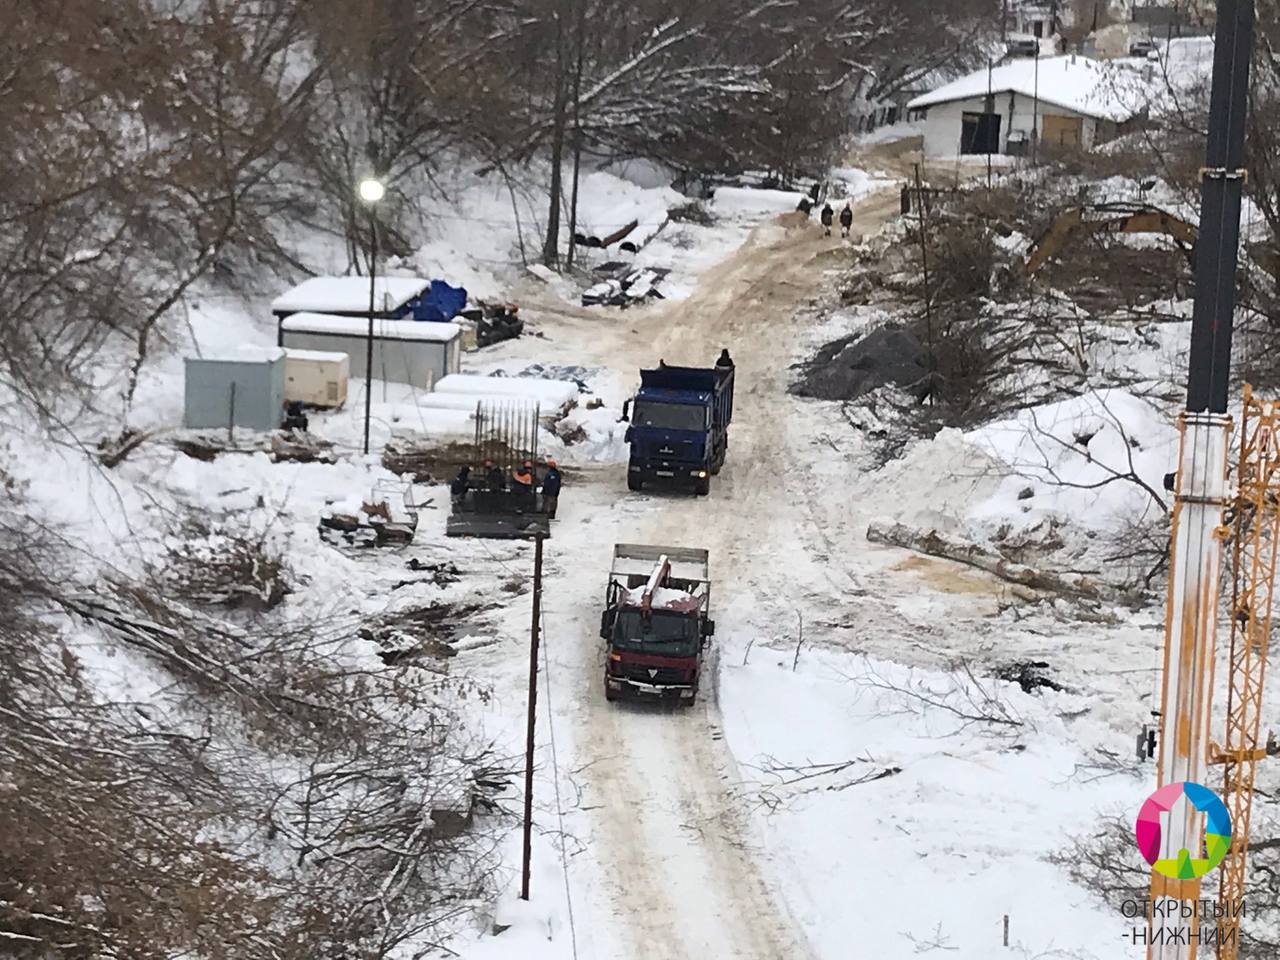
600,544 -> 714,704
623,359 -> 734,496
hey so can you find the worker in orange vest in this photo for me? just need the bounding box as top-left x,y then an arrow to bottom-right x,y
511,460 -> 534,495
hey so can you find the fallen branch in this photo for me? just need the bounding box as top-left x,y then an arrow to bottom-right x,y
865,520 -> 1114,601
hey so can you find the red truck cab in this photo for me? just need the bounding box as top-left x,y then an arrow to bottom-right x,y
600,544 -> 714,704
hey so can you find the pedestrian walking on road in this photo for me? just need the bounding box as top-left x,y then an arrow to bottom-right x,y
820,203 -> 834,237
839,204 -> 853,238
541,458 -> 562,519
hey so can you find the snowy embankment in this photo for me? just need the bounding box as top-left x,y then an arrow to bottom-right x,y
966,390 -> 1175,533
720,646 -> 1141,959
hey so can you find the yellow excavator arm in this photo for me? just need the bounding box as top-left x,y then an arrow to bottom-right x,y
1024,203 -> 1199,276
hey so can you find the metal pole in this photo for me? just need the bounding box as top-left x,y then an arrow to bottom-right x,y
520,534 -> 545,901
913,163 -> 934,406
1032,48 -> 1040,168
363,208 -> 377,456
1149,2 -> 1255,958
986,57 -> 994,189
227,381 -> 236,442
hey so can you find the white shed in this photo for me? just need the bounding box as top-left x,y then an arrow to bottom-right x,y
907,55 -> 1139,159
280,312 -> 462,391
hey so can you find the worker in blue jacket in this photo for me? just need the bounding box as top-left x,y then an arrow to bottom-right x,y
541,458 -> 562,519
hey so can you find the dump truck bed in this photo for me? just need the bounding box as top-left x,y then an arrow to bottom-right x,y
610,543 -> 709,584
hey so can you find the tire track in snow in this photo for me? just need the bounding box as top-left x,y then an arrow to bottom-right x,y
551,197 -> 902,960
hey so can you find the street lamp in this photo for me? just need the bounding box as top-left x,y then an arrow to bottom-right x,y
358,177 -> 384,455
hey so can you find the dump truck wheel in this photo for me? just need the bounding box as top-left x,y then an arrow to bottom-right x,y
605,686 -> 619,702
694,476 -> 711,496
627,475 -> 643,492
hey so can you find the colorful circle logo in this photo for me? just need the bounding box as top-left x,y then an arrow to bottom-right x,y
1135,781 -> 1232,879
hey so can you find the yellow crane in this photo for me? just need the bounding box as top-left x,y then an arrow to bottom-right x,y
1211,388 -> 1279,958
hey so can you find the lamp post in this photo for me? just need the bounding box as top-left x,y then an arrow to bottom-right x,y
358,177 -> 385,456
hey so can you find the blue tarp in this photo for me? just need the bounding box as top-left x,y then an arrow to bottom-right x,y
413,279 -> 468,322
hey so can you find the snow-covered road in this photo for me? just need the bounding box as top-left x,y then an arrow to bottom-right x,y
527,192 -> 905,960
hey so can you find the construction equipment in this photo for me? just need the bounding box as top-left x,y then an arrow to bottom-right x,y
319,479 -> 424,548
1025,201 -> 1279,282
445,399 -> 550,540
621,356 -> 735,496
1145,2 -> 1257,958
1211,387 -> 1279,954
1024,203 -> 1198,276
599,544 -> 715,704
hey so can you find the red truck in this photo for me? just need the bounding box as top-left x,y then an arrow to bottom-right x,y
599,543 -> 715,704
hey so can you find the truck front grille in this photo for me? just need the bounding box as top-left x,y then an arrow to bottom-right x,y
623,664 -> 688,685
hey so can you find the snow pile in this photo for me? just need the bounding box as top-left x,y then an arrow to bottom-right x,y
402,164 -> 683,301
711,186 -> 806,218
434,373 -> 580,412
861,428 -> 1005,534
966,389 -> 1175,533
547,402 -> 629,463
573,170 -> 682,249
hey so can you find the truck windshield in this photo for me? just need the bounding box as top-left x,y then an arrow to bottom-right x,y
632,401 -> 706,432
612,610 -> 699,657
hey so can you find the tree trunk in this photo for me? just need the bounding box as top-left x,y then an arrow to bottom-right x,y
542,12 -> 569,268
565,0 -> 587,269
865,520 -> 1114,601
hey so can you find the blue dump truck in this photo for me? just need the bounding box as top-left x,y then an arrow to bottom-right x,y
622,356 -> 735,496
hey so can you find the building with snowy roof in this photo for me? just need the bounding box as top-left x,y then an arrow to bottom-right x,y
271,275 -> 470,343
279,312 -> 461,391
272,276 -> 431,321
907,55 -> 1140,159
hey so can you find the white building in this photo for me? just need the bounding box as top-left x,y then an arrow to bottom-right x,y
1008,0 -> 1061,39
907,55 -> 1138,159
279,312 -> 462,391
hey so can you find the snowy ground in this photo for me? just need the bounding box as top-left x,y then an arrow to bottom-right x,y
429,181 -> 1174,960
23,149 -> 1238,960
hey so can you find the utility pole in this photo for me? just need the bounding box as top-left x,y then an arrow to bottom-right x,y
985,57 -> 994,190
1148,2 -> 1255,959
363,212 -> 377,456
913,163 -> 934,406
1032,47 -> 1040,168
520,535 -> 545,901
